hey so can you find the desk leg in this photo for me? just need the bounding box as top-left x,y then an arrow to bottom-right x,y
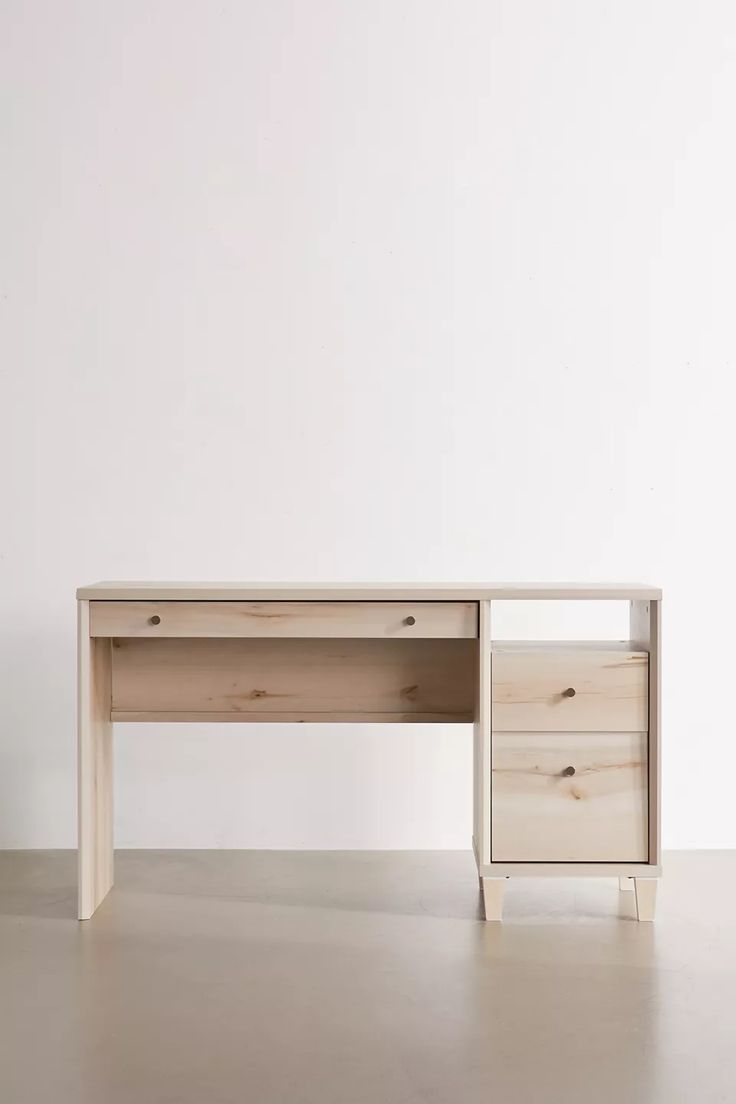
481,878 -> 506,921
78,602 -> 113,919
634,878 -> 657,921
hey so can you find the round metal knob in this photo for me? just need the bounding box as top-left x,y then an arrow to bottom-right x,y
404,615 -> 416,626
562,686 -> 576,697
562,765 -> 576,777
149,615 -> 161,625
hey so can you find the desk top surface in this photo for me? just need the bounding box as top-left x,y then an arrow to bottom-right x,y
77,581 -> 662,601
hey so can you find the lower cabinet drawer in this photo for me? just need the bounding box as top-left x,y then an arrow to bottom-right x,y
491,730 -> 648,862
492,646 -> 649,732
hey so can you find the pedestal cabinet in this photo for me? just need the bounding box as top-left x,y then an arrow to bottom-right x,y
473,597 -> 661,921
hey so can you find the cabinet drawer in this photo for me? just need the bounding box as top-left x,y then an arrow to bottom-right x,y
492,647 -> 648,732
89,600 -> 478,639
491,730 -> 648,862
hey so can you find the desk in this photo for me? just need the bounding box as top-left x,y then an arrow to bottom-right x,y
77,581 -> 662,920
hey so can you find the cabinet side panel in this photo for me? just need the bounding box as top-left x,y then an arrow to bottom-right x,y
630,599 -> 661,866
473,602 -> 492,865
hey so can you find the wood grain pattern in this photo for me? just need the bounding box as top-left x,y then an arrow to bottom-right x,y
90,600 -> 478,639
491,730 -> 648,862
492,647 -> 648,732
77,601 -> 113,920
110,637 -> 475,720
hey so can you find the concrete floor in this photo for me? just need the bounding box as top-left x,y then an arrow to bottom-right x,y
0,850 -> 733,1104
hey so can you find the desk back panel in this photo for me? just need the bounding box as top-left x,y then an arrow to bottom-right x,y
110,637 -> 476,723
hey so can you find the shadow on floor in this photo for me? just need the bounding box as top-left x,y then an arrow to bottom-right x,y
0,849 -> 655,924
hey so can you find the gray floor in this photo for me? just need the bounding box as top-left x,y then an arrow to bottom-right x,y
0,850 -> 733,1104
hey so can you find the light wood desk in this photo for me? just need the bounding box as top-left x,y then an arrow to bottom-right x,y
77,582 -> 662,921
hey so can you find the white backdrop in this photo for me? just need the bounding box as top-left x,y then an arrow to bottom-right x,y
2,0 -> 734,848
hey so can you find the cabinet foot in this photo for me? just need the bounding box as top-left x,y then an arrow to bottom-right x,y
619,876 -> 635,891
481,877 -> 505,921
634,878 -> 657,921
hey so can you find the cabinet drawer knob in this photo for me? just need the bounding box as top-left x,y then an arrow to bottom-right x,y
403,615 -> 416,626
562,765 -> 576,777
149,615 -> 161,626
562,686 -> 576,697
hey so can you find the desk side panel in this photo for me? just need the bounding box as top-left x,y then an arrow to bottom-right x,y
77,602 -> 113,919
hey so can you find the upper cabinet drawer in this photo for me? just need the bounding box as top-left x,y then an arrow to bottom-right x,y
88,601 -> 478,639
492,646 -> 648,731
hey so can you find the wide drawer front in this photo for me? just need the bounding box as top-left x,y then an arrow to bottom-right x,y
492,648 -> 648,731
89,600 -> 478,639
491,730 -> 648,862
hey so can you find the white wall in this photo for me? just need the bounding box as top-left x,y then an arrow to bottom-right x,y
2,0 -> 735,849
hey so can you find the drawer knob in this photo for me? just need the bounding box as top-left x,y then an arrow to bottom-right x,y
562,686 -> 576,697
562,765 -> 576,777
149,615 -> 161,625
403,616 -> 416,626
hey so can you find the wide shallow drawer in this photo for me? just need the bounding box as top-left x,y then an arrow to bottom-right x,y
491,730 -> 648,862
89,600 -> 478,639
492,645 -> 648,732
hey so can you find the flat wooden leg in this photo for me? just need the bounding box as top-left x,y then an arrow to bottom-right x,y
481,877 -> 505,921
619,876 -> 635,891
634,878 -> 657,921
78,602 -> 114,920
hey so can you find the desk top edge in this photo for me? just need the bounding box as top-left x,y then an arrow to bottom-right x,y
76,581 -> 662,601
